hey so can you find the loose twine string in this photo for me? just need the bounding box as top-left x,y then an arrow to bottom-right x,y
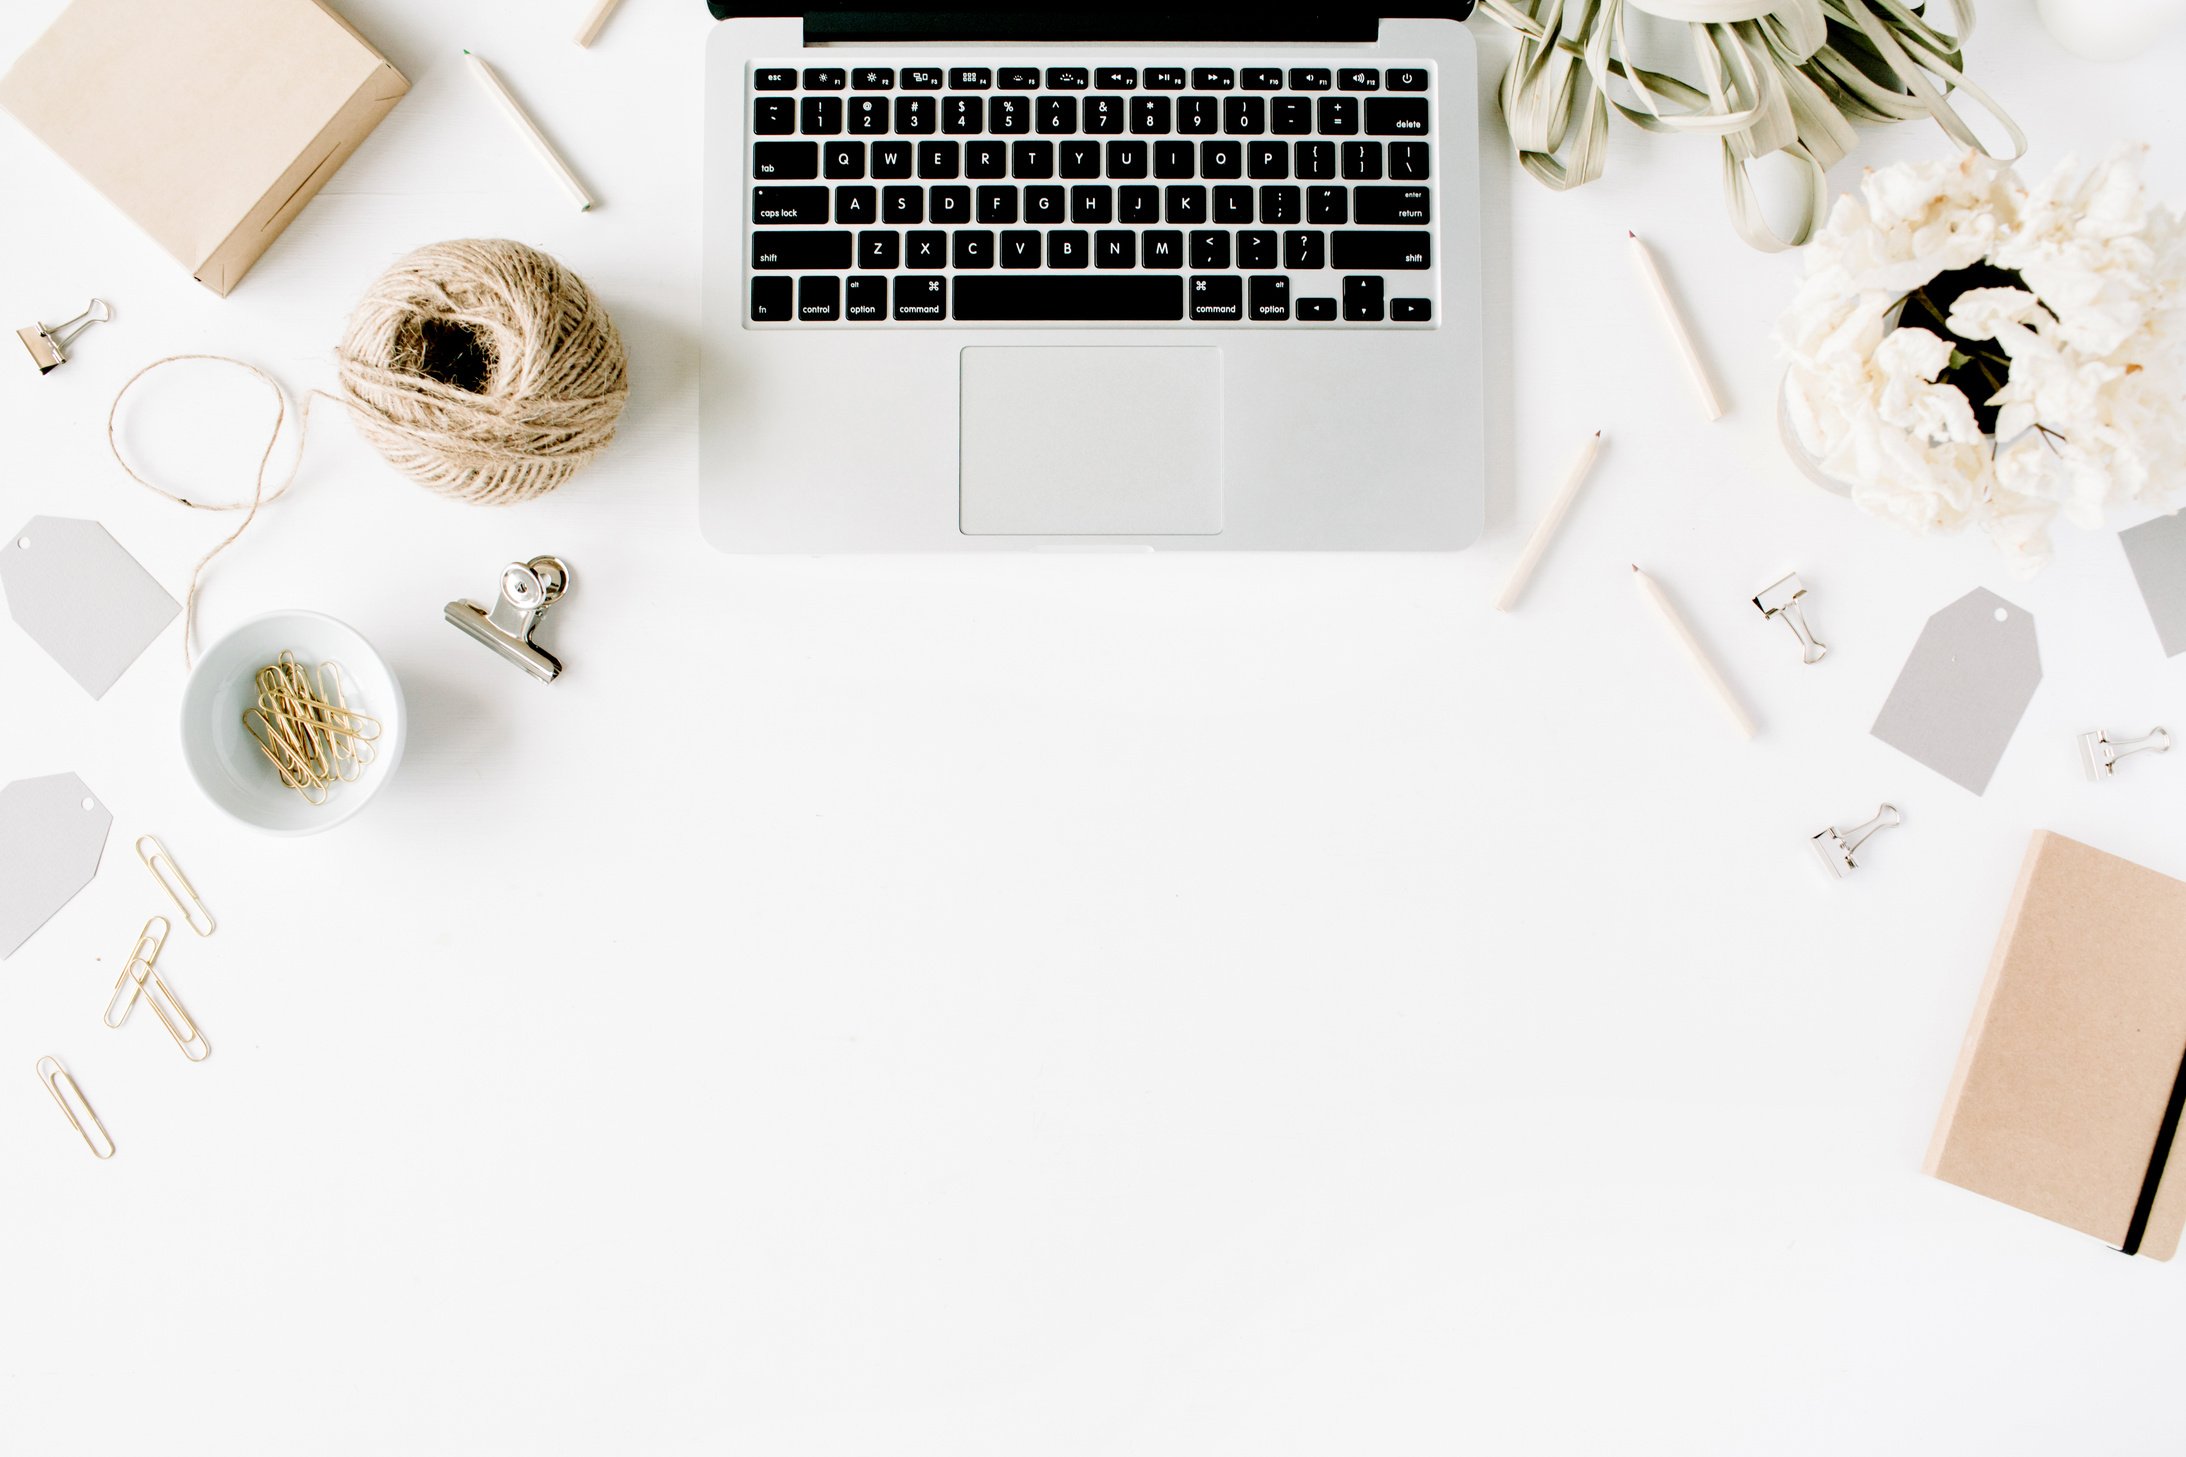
107,240 -> 629,663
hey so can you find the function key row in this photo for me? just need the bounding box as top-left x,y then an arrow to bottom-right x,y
755,65 -> 1431,94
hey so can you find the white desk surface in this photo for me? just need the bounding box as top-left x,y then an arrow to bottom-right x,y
4,3 -> 2185,1451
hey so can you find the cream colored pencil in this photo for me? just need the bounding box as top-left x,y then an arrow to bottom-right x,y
1495,430 -> 1604,612
1627,231 -> 1723,421
574,0 -> 625,47
464,50 -> 596,211
1631,565 -> 1756,739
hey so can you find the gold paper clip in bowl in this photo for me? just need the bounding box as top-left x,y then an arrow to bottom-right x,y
138,835 -> 214,936
36,1055 -> 115,1159
104,915 -> 171,1028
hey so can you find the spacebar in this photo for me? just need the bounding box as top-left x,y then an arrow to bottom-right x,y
952,276 -> 1184,322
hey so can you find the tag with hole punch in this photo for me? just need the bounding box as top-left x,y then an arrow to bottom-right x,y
1872,589 -> 2043,796
1,517 -> 178,697
0,774 -> 113,959
2121,513 -> 2186,658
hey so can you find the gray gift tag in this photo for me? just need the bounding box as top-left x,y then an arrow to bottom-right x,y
1,516 -> 179,698
1871,588 -> 2042,797
0,773 -> 113,959
2120,513 -> 2186,658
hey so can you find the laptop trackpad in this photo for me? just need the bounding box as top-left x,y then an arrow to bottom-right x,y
960,347 -> 1224,535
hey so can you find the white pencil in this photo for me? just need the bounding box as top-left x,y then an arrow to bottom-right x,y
464,50 -> 596,211
1631,565 -> 1756,739
1495,430 -> 1604,612
1627,231 -> 1723,421
574,0 -> 625,47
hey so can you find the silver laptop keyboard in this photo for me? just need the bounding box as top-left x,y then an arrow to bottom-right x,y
743,61 -> 1438,327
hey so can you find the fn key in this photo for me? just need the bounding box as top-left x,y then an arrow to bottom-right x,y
750,276 -> 791,321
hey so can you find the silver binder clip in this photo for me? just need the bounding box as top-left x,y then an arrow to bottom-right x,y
1812,803 -> 1899,879
1754,572 -> 1827,664
446,556 -> 570,683
16,298 -> 112,375
2079,725 -> 2169,781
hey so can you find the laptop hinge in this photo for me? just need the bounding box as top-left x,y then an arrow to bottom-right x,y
796,10 -> 1384,44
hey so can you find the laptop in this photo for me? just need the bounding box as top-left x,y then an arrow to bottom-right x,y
700,5 -> 1484,551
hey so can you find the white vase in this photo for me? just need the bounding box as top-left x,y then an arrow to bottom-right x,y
2037,0 -> 2186,61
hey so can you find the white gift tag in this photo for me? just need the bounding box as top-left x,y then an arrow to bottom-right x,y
1,517 -> 178,698
1872,589 -> 2043,796
2120,513 -> 2186,659
0,773 -> 112,959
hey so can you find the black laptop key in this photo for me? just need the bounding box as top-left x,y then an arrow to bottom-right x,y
953,230 -> 994,269
1247,142 -> 1288,180
942,95 -> 983,133
1271,97 -> 1312,135
1296,296 -> 1337,320
853,67 -> 894,91
835,185 -> 876,224
1391,297 -> 1432,321
1342,274 -> 1384,320
1259,185 -> 1300,225
1341,141 -> 1382,179
1288,68 -> 1331,91
1224,96 -> 1265,134
893,275 -> 947,320
1131,96 -> 1173,134
965,140 -> 1007,178
901,66 -> 943,90
1337,67 -> 1380,91
1084,95 -> 1125,134
1366,97 -> 1430,135
1201,141 -> 1241,179
844,275 -> 888,318
1331,231 -> 1432,269
750,231 -> 851,270
1037,96 -> 1077,134
894,96 -> 936,134
1237,230 -> 1276,269
1106,140 -> 1148,178
1296,141 -> 1335,180
871,141 -> 913,177
1024,185 -> 1064,223
802,67 -> 846,91
1317,97 -> 1359,134
752,186 -> 827,223
1153,141 -> 1194,178
753,97 -> 796,134
1000,230 -> 1041,267
1012,140 -> 1055,178
1047,230 -> 1088,268
882,185 -> 922,222
1214,185 -> 1253,224
1354,186 -> 1429,223
929,185 -> 970,222
1387,67 -> 1429,92
1142,231 -> 1184,268
858,230 -> 900,269
953,276 -> 1184,322
1248,274 -> 1290,320
753,142 -> 819,179
1045,67 -> 1089,91
1189,275 -> 1242,319
975,185 -> 1017,223
1306,185 -> 1346,224
1144,67 -> 1187,90
1282,229 -> 1325,270
1178,96 -> 1219,134
904,230 -> 946,269
949,67 -> 992,89
753,67 -> 797,91
749,276 -> 791,320
1095,229 -> 1136,268
823,142 -> 865,179
848,96 -> 888,134
1071,184 -> 1113,223
1119,185 -> 1159,223
1242,67 -> 1284,91
1096,67 -> 1138,90
919,141 -> 960,178
1191,68 -> 1235,91
798,275 -> 840,320
990,95 -> 1031,134
1164,185 -> 1208,224
1190,230 -> 1230,269
1059,141 -> 1101,178
997,67 -> 1041,90
1389,141 -> 1430,180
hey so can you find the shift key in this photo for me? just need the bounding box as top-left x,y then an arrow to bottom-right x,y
750,231 -> 853,269
1352,186 -> 1430,225
1329,231 -> 1431,269
752,187 -> 829,223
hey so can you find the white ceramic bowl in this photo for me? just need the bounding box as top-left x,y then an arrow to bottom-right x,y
179,611 -> 407,836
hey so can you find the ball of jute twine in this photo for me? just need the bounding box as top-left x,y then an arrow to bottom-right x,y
335,238 -> 629,504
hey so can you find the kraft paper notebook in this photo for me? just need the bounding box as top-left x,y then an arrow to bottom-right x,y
1926,832 -> 2186,1258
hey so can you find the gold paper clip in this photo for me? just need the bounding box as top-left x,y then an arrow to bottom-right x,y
138,835 -> 214,936
104,915 -> 171,1028
36,1055 -> 115,1159
129,958 -> 211,1062
17,298 -> 111,375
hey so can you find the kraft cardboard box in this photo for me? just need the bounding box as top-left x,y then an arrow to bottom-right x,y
0,0 -> 408,295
